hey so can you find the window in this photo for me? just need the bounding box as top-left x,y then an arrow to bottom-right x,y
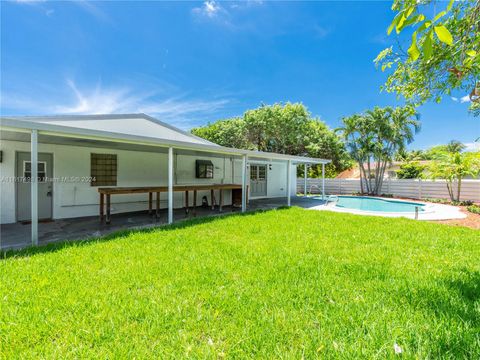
91,153 -> 117,186
23,161 -> 47,182
196,160 -> 214,179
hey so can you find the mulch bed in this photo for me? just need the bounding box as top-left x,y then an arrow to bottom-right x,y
431,206 -> 480,230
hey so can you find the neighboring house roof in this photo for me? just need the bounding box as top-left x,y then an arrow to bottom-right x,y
0,113 -> 330,164
336,161 -> 432,179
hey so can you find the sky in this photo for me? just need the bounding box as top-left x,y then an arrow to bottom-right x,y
1,0 -> 479,151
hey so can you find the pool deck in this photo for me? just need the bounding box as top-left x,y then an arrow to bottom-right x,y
307,196 -> 466,221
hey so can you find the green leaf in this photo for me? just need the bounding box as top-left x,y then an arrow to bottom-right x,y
434,25 -> 453,45
396,14 -> 407,34
466,50 -> 477,57
408,32 -> 420,61
387,20 -> 396,35
399,14 -> 426,32
446,0 -> 454,12
417,20 -> 432,33
433,10 -> 447,22
387,12 -> 401,35
423,31 -> 433,60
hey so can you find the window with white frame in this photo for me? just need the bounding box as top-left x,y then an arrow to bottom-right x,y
23,161 -> 47,182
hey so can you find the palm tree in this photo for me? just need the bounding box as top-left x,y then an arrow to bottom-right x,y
337,114 -> 375,194
445,140 -> 466,154
339,106 -> 420,195
430,152 -> 480,202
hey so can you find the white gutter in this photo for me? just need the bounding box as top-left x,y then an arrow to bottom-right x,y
0,118 -> 331,165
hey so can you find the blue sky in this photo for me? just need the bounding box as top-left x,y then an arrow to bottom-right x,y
1,0 -> 478,150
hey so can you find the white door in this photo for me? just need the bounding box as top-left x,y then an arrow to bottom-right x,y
250,164 -> 267,197
16,152 -> 53,222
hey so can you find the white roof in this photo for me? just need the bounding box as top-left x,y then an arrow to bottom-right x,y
2,113 -> 216,146
0,113 -> 330,164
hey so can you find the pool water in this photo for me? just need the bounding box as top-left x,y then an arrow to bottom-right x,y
332,196 -> 425,213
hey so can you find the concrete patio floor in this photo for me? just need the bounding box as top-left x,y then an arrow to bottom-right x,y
0,197 -> 324,251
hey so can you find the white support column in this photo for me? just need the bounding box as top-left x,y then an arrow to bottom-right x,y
322,163 -> 325,200
168,147 -> 174,224
287,160 -> 292,206
241,155 -> 247,212
31,130 -> 38,246
304,164 -> 308,197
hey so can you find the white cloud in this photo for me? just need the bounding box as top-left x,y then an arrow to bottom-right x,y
73,0 -> 112,24
464,142 -> 480,152
192,1 -> 222,18
451,94 -> 471,103
1,79 -> 231,129
13,0 -> 46,3
313,24 -> 330,39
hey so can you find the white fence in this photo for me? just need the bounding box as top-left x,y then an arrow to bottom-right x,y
296,178 -> 480,202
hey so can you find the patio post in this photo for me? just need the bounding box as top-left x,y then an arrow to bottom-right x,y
287,160 -> 292,206
168,147 -> 173,224
31,129 -> 39,246
241,154 -> 247,212
322,163 -> 325,200
304,163 -> 308,197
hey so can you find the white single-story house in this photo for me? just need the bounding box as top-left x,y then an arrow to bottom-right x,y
0,113 -> 329,246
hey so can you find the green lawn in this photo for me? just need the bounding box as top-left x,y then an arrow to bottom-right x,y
1,208 -> 479,359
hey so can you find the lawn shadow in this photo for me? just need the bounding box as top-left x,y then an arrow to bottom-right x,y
1,207 -> 291,260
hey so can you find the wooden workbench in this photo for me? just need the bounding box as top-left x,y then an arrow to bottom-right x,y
98,184 -> 246,224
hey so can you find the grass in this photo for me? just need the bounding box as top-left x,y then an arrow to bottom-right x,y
1,208 -> 479,359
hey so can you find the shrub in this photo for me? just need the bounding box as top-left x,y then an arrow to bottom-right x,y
467,204 -> 480,215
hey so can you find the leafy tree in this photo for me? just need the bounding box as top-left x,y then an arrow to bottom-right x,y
396,161 -> 426,179
429,151 -> 480,201
190,117 -> 252,150
191,103 -> 352,177
338,106 -> 420,194
375,0 -> 480,115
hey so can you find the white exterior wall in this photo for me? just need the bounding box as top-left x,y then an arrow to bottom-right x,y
232,159 -> 297,199
0,140 -> 294,224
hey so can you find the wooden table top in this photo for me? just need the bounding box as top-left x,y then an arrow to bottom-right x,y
98,184 -> 244,194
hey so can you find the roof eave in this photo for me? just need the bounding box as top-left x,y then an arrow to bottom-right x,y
0,117 -> 331,164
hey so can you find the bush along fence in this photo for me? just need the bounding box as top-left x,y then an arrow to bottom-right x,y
297,178 -> 480,203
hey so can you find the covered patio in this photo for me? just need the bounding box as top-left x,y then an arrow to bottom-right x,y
0,114 -> 329,251
0,197 -> 327,251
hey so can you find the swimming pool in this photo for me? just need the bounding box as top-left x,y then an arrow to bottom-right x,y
331,196 -> 425,213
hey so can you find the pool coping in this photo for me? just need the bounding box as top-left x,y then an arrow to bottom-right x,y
307,195 -> 466,220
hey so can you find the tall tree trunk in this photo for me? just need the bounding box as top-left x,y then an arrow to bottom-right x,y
456,177 -> 462,202
359,162 -> 364,194
446,181 -> 454,202
377,160 -> 388,195
360,161 -> 370,194
374,157 -> 381,195
367,158 -> 373,194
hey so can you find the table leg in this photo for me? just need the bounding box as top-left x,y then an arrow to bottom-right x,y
156,192 -> 160,218
106,194 -> 111,224
99,193 -> 104,223
148,192 -> 152,215
219,189 -> 223,212
193,190 -> 197,216
211,189 -> 215,210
